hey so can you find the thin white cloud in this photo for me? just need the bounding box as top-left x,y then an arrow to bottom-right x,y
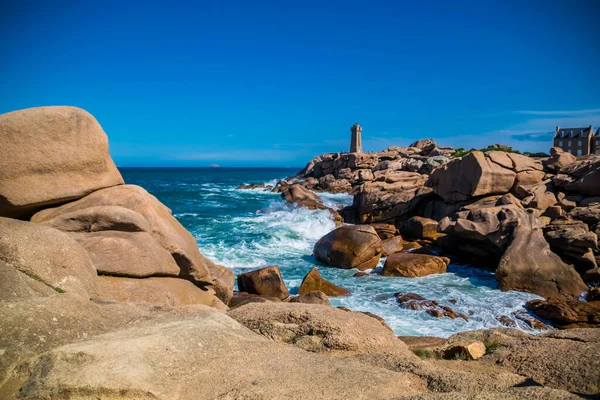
516,109 -> 600,116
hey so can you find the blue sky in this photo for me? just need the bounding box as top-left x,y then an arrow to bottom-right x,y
1,0 -> 599,166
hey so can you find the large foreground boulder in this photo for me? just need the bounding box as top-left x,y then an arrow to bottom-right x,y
228,302 -> 414,357
496,226 -> 587,299
313,225 -> 383,270
448,328 -> 600,396
0,217 -> 97,298
0,106 -> 124,218
31,185 -> 222,289
13,311 -> 425,399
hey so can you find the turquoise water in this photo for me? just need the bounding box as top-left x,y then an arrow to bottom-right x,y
120,167 -> 544,337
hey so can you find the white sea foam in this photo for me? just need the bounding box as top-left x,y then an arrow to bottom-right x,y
188,181 -> 547,338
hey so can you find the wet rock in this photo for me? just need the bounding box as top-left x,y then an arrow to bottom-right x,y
236,183 -> 267,190
497,315 -> 517,327
237,266 -> 290,300
496,225 -> 587,299
298,268 -> 349,296
383,253 -> 449,277
280,183 -> 323,209
288,290 -> 331,305
313,225 -> 383,270
513,311 -> 551,330
0,106 -> 124,219
526,298 -> 600,329
394,292 -> 468,321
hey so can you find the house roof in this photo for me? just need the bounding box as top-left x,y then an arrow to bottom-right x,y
595,128 -> 600,137
555,127 -> 593,139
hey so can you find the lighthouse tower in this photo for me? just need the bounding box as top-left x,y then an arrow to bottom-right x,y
350,122 -> 362,153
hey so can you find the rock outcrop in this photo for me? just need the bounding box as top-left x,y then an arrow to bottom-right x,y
0,106 -> 124,218
12,310 -> 426,400
427,152 -> 518,202
394,292 -> 468,321
298,268 -> 350,296
228,302 -> 411,356
288,290 -> 331,305
0,217 -> 98,298
97,276 -> 226,309
526,298 -> 600,329
496,226 -> 587,299
237,266 -> 290,299
30,184 -> 235,301
313,225 -> 383,270
383,253 -> 450,277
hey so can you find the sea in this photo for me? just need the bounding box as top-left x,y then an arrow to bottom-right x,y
120,167 -> 545,338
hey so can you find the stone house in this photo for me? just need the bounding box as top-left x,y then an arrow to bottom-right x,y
554,125 -> 600,156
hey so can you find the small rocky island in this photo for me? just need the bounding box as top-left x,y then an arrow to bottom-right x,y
1,107 -> 599,399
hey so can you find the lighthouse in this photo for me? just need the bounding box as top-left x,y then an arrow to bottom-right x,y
350,122 -> 362,153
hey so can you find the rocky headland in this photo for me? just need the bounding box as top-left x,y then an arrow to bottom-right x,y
1,106 -> 599,399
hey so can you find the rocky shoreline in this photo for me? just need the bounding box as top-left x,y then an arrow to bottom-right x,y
242,137 -> 600,330
1,106 -> 599,399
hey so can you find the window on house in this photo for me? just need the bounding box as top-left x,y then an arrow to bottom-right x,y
577,149 -> 583,156
567,141 -> 571,147
559,140 -> 563,147
568,149 -> 572,154
578,140 -> 582,147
